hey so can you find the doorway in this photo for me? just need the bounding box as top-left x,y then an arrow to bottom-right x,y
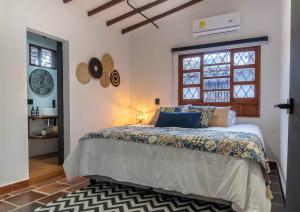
26,31 -> 65,184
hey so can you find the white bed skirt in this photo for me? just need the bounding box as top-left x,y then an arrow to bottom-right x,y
64,125 -> 271,212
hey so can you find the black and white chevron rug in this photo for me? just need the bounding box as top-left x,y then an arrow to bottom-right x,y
35,181 -> 234,212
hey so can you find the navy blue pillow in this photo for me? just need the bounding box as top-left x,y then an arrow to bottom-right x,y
155,112 -> 202,128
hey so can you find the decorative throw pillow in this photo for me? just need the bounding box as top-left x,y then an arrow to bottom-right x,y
155,112 -> 202,128
160,106 -> 183,112
149,105 -> 191,125
149,109 -> 160,125
188,106 -> 216,128
208,107 -> 231,127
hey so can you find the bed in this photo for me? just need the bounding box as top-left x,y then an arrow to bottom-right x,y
64,124 -> 271,212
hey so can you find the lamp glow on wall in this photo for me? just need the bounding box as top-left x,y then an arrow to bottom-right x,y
136,111 -> 146,123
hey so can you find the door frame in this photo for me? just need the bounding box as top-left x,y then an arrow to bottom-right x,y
285,0 -> 300,210
26,28 -> 70,166
57,41 -> 64,165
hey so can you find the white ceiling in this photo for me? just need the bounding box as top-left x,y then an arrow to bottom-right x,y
71,0 -> 200,33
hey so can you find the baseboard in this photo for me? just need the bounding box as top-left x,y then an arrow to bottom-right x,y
0,180 -> 29,196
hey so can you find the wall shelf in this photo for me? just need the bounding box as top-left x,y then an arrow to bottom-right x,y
28,116 -> 58,140
28,115 -> 58,120
29,134 -> 58,139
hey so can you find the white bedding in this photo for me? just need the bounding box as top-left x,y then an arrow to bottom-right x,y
64,124 -> 271,212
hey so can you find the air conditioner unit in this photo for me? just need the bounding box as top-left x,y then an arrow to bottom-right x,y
193,12 -> 241,38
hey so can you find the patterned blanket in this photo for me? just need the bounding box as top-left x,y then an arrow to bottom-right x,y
80,125 -> 268,171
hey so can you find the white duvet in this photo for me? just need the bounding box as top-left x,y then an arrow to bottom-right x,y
64,124 -> 271,212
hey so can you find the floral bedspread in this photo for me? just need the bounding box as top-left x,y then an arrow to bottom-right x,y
80,125 -> 268,170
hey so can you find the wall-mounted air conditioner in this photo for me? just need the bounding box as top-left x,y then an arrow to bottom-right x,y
193,12 -> 241,38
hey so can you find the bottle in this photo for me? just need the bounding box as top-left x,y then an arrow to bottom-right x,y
36,106 -> 40,116
31,106 -> 35,117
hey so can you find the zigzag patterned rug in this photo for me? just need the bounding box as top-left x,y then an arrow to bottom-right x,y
35,181 -> 234,212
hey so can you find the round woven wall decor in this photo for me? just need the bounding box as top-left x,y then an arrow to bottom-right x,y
76,63 -> 91,84
88,57 -> 103,79
110,70 -> 120,87
29,69 -> 54,96
100,72 -> 110,88
101,53 -> 114,74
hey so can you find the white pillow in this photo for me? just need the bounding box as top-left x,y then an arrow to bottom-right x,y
228,110 -> 237,126
181,104 -> 192,112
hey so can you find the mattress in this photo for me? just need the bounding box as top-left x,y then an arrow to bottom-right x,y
64,124 -> 271,212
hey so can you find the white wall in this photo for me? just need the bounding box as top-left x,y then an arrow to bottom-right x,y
0,0 -> 130,186
129,0 -> 282,160
279,0 -> 291,193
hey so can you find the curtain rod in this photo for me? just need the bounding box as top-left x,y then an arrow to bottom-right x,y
171,36 -> 268,52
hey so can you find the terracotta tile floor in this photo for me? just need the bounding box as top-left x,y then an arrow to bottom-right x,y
5,191 -> 46,206
0,202 -> 15,211
11,202 -> 44,212
0,177 -> 89,212
36,183 -> 69,194
269,164 -> 285,212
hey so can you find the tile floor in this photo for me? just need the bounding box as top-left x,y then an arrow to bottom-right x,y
0,163 -> 285,212
269,163 -> 285,212
0,176 -> 89,212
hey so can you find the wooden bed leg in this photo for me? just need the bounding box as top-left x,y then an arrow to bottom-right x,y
90,178 -> 97,186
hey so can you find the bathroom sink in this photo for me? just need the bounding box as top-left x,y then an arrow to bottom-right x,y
41,108 -> 58,116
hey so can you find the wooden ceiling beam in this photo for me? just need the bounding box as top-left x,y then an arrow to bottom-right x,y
63,0 -> 72,3
88,0 -> 125,16
121,0 -> 203,34
107,0 -> 168,26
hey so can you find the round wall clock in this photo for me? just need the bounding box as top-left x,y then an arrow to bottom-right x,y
29,68 -> 54,96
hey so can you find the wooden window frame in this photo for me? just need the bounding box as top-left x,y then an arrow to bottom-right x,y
178,46 -> 261,117
29,43 -> 57,69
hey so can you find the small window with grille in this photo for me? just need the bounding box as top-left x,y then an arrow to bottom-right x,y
29,44 -> 56,69
178,46 -> 260,117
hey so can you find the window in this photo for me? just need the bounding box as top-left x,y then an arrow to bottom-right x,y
178,46 -> 260,117
29,44 -> 56,69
